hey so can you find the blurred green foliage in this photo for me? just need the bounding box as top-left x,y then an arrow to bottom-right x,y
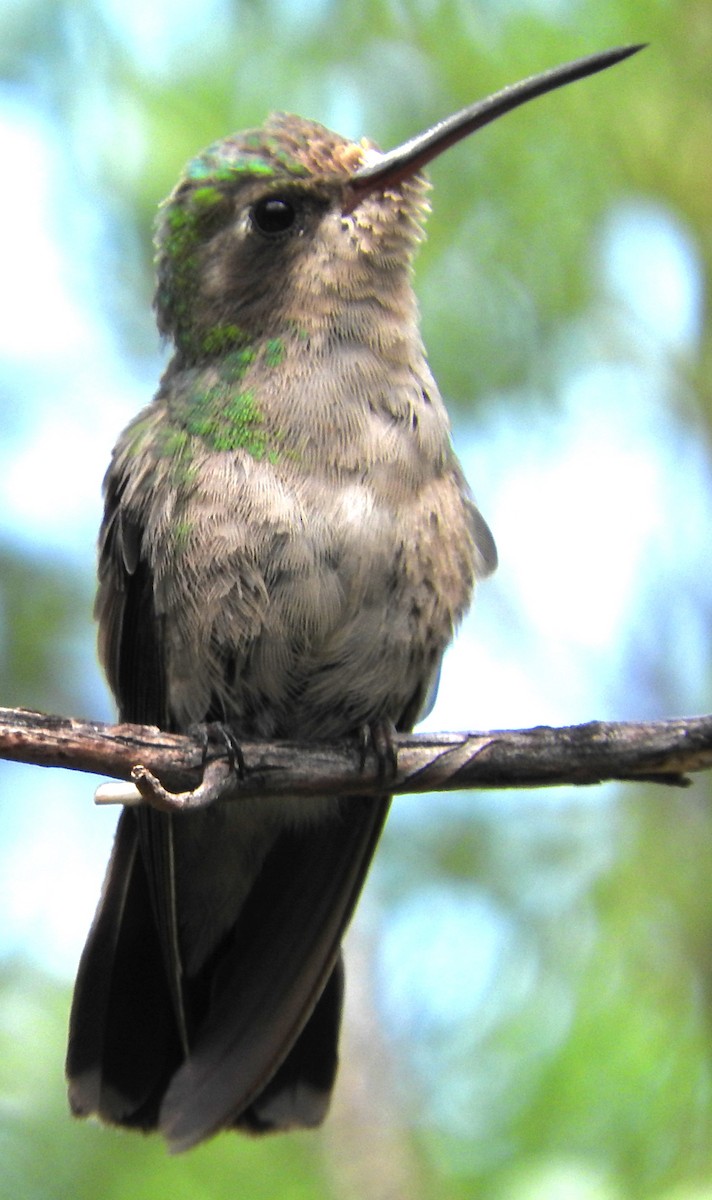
2,1 -> 712,1198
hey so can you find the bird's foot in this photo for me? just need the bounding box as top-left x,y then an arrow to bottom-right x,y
358,718 -> 398,783
189,721 -> 246,780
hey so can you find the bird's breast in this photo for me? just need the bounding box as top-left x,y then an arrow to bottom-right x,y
137,374 -> 476,736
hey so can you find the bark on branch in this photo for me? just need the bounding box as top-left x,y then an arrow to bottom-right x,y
1,705 -> 710,810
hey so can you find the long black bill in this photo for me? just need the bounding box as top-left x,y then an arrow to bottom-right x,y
350,44 -> 645,195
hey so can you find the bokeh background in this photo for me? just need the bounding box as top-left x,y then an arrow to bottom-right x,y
2,2 -> 712,1197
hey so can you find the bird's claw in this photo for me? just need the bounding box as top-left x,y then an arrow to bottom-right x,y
190,721 -> 246,780
358,719 -> 398,782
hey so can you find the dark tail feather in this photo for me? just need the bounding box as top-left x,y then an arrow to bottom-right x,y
159,795 -> 390,1152
68,795 -> 388,1150
66,809 -> 182,1128
237,955 -> 344,1133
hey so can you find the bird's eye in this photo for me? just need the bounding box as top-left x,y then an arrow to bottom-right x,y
251,195 -> 298,235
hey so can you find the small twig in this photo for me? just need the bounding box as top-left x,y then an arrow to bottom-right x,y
131,759 -> 234,811
0,706 -> 710,810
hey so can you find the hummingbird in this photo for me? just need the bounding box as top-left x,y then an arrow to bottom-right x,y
66,45 -> 642,1152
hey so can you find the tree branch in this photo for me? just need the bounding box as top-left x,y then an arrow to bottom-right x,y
1,706 -> 710,809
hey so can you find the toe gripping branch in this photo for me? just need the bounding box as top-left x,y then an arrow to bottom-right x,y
359,719 -> 398,782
